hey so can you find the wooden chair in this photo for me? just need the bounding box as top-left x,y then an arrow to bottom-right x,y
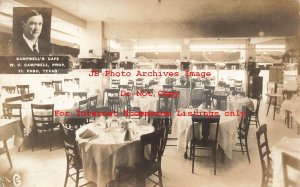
158,95 -> 174,134
212,95 -> 227,111
2,86 -> 16,94
234,106 -> 252,163
104,89 -> 120,112
115,128 -> 166,187
64,78 -> 73,83
111,79 -> 120,89
73,92 -> 87,99
4,96 -> 22,103
41,81 -> 53,88
2,103 -> 25,151
232,91 -> 246,97
251,95 -> 262,128
135,78 -> 144,90
52,81 -> 62,91
74,78 -> 80,86
234,80 -> 243,91
282,152 -> 300,187
203,90 -> 213,109
65,99 -> 89,128
60,124 -> 92,187
125,95 -> 141,119
16,85 -> 29,95
191,115 -> 220,175
162,85 -> 173,91
87,95 -> 98,122
173,90 -> 180,110
256,124 -> 272,187
31,104 -> 61,151
54,91 -> 70,97
21,93 -> 34,102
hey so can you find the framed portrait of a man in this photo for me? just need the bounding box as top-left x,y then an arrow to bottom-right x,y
13,7 -> 52,56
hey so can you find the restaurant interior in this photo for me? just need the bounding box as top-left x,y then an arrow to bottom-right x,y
0,0 -> 300,187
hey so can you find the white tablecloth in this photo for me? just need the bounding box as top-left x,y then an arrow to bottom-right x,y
76,120 -> 154,187
271,137 -> 300,187
132,96 -> 159,112
172,109 -> 239,159
280,97 -> 300,122
227,97 -> 254,112
0,119 -> 23,147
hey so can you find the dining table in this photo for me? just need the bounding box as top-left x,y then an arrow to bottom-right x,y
76,118 -> 154,187
227,96 -> 254,112
0,119 -> 24,148
132,95 -> 159,112
271,137 -> 300,187
172,108 -> 239,160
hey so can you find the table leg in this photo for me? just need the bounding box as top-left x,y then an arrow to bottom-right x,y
266,97 -> 272,116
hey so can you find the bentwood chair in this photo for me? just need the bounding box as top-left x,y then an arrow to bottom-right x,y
191,115 -> 220,175
2,103 -> 25,151
2,86 -> 16,94
16,85 -> 29,95
234,106 -> 252,163
31,104 -> 61,151
115,128 -> 166,187
60,124 -> 92,187
282,152 -> 300,187
256,124 -> 273,187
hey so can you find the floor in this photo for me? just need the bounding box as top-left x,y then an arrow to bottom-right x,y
0,101 -> 299,187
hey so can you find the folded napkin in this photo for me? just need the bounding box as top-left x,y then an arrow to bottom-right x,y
138,118 -> 148,125
79,128 -> 97,139
123,129 -> 131,141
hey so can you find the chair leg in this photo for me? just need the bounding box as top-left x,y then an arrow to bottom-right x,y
4,141 -> 13,168
158,168 -> 163,187
245,139 -> 251,163
192,145 -> 195,173
213,149 -> 217,175
75,169 -> 79,187
239,138 -> 244,154
64,163 -> 69,187
50,128 -> 53,151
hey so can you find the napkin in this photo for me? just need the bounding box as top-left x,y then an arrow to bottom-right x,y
198,104 -> 204,109
137,118 -> 148,125
79,128 -> 97,139
123,129 -> 131,141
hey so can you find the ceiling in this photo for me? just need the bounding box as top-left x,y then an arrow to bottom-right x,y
42,0 -> 299,23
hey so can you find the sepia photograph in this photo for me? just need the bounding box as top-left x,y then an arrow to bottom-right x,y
0,0 -> 300,187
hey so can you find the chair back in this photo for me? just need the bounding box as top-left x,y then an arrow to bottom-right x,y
238,106 -> 252,137
163,85 -> 173,91
203,90 -> 213,108
2,86 -> 16,94
60,124 -> 81,168
282,152 -> 300,187
16,85 -> 29,95
173,90 -> 180,110
212,95 -> 227,111
256,124 -> 272,176
2,103 -> 22,120
73,92 -> 87,99
105,89 -> 120,111
5,96 -> 22,103
192,115 -> 221,146
158,95 -> 174,113
41,81 -> 53,88
64,78 -> 73,83
140,128 -> 165,164
88,95 -> 98,109
31,104 -> 54,128
79,99 -> 89,112
21,93 -> 35,102
74,78 -> 80,86
111,79 -> 120,89
54,91 -> 69,97
52,81 -> 62,91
